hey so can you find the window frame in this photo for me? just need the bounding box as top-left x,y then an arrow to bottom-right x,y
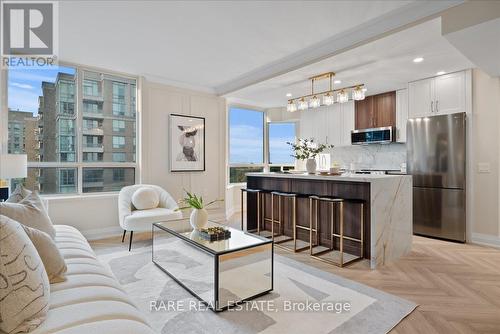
267,120 -> 297,168
1,62 -> 141,196
227,105 -> 266,185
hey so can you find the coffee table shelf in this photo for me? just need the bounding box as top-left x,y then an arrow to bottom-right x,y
152,218 -> 273,312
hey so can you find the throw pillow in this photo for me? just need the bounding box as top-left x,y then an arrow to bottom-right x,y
0,192 -> 56,239
5,184 -> 32,203
0,215 -> 50,334
132,187 -> 160,210
22,225 -> 67,283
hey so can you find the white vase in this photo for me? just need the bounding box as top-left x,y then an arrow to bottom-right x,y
190,208 -> 208,230
306,158 -> 317,174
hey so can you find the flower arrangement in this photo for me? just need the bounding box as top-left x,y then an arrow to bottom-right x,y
286,138 -> 333,160
176,190 -> 223,211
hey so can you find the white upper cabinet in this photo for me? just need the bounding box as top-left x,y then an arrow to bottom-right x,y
408,70 -> 467,118
326,104 -> 342,147
434,71 -> 466,115
340,101 -> 355,146
408,78 -> 432,118
299,102 -> 353,148
396,89 -> 408,143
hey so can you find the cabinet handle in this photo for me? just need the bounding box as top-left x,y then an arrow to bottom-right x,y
436,100 -> 439,113
431,101 -> 434,113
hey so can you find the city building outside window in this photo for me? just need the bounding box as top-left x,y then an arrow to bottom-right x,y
5,64 -> 138,195
112,136 -> 125,149
112,152 -> 126,162
113,119 -> 125,132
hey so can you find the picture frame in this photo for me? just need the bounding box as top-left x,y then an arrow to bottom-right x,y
169,114 -> 206,172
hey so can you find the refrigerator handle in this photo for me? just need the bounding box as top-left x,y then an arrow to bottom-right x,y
436,100 -> 439,113
431,101 -> 434,113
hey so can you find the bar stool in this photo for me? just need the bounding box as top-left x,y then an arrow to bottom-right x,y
309,195 -> 364,267
265,191 -> 295,248
240,188 -> 262,231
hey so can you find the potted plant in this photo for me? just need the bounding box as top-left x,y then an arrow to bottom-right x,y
176,190 -> 223,230
287,138 -> 333,174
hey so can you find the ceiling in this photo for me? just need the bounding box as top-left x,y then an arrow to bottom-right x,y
226,18 -> 474,108
58,0 -> 419,92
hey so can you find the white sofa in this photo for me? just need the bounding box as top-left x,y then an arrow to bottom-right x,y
31,224 -> 155,334
118,184 -> 182,250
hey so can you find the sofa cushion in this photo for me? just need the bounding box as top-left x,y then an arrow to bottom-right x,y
23,224 -> 67,284
27,225 -> 155,334
0,215 -> 50,334
131,187 -> 160,210
6,184 -> 32,203
30,300 -> 152,334
0,192 -> 56,239
123,207 -> 182,231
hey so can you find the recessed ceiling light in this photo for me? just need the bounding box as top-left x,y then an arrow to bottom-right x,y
436,71 -> 446,75
286,93 -> 292,97
413,57 -> 424,63
334,80 -> 341,84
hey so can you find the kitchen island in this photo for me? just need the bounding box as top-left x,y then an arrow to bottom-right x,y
245,172 -> 413,269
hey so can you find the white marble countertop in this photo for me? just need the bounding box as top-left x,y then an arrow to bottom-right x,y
246,172 -> 411,183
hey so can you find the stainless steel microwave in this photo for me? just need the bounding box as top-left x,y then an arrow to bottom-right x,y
351,126 -> 394,145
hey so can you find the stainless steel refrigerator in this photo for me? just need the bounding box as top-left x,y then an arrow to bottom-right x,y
407,112 -> 466,242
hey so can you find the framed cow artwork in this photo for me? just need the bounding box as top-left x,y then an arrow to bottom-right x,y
169,114 -> 205,172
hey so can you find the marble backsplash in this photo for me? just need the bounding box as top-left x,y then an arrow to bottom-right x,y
330,143 -> 407,171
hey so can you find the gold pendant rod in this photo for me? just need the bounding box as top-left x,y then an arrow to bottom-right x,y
288,84 -> 364,103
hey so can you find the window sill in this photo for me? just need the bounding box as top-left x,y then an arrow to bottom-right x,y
226,183 -> 246,190
42,192 -> 119,202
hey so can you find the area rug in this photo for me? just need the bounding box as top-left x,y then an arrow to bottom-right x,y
96,240 -> 416,334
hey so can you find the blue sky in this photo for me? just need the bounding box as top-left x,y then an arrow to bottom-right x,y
8,65 -> 75,115
229,107 -> 295,164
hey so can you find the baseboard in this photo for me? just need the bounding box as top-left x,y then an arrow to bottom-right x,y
471,233 -> 500,249
82,226 -> 124,241
81,208 -> 228,241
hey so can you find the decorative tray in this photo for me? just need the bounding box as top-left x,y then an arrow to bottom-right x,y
198,227 -> 231,241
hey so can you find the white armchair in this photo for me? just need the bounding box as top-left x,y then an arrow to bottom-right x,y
118,184 -> 182,250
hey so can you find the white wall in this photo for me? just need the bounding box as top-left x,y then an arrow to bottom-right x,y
45,78 -> 226,239
470,68 -> 500,245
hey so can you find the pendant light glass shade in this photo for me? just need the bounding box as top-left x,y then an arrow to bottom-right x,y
352,86 -> 365,101
298,98 -> 308,111
309,95 -> 320,108
287,100 -> 297,112
323,92 -> 334,106
337,90 -> 349,103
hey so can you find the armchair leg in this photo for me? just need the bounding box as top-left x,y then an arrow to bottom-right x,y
121,230 -> 126,243
128,231 -> 134,251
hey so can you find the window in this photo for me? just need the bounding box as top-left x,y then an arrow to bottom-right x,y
112,153 -> 126,162
228,107 -> 264,183
112,136 -> 125,149
83,79 -> 99,97
113,120 -> 125,132
5,64 -> 138,194
112,82 -> 127,116
83,152 -> 103,162
268,122 -> 296,165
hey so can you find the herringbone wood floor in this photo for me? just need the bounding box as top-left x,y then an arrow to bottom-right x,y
91,220 -> 500,334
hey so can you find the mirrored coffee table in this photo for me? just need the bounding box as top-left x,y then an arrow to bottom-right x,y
152,218 -> 273,312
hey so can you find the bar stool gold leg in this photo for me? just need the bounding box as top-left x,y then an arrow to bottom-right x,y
360,203 -> 364,259
309,197 -> 313,255
271,193 -> 274,241
339,202 -> 344,267
293,196 -> 297,250
240,190 -> 244,231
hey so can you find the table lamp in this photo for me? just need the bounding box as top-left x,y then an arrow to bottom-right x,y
0,154 -> 28,201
